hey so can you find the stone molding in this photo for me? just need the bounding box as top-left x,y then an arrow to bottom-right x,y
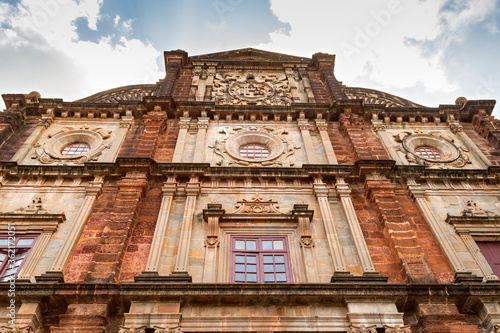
211,126 -> 300,167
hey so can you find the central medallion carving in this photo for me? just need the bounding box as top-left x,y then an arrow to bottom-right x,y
212,72 -> 292,105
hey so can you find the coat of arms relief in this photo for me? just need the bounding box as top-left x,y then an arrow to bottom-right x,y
212,72 -> 293,105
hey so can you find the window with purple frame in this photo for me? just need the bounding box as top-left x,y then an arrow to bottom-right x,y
230,236 -> 292,283
0,235 -> 38,282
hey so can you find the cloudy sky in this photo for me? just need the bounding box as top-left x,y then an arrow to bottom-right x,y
1,0 -> 499,117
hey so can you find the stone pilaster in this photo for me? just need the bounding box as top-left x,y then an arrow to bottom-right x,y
193,115 -> 209,163
298,116 -> 317,164
449,120 -> 492,168
292,203 -> 320,282
316,119 -> 338,164
168,176 -> 200,282
135,179 -> 177,282
312,178 -> 349,277
202,203 -> 225,282
171,117 -> 190,162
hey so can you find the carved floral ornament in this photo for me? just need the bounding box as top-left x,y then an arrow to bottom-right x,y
0,326 -> 32,333
393,130 -> 470,168
212,71 -> 293,105
118,325 -> 181,333
232,193 -> 283,214
31,126 -> 113,164
210,126 -> 300,167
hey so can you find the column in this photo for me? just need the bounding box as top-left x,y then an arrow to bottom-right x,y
313,178 -> 348,275
107,115 -> 133,160
168,176 -> 200,281
335,178 -> 377,274
37,176 -> 103,283
202,203 -> 225,282
316,119 -> 338,164
298,116 -> 317,164
139,178 -> 177,278
407,178 -> 468,274
9,112 -> 53,163
460,233 -> 499,281
193,115 -> 209,163
450,121 -> 492,168
172,117 -> 190,162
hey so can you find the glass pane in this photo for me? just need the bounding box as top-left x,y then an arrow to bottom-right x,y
275,264 -> 286,272
247,273 -> 257,282
235,255 -> 245,263
246,240 -> 256,250
264,273 -> 275,282
17,238 -> 34,246
235,240 -> 245,250
263,256 -> 273,263
247,264 -> 256,273
262,240 -> 273,250
276,273 -> 287,281
235,264 -> 245,272
274,255 -> 285,263
246,256 -> 256,264
235,273 -> 245,281
0,239 -> 9,246
3,268 -> 18,276
0,253 -> 6,261
273,240 -> 283,250
264,264 -> 274,272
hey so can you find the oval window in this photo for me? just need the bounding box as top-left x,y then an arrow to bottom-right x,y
239,143 -> 270,159
61,143 -> 91,156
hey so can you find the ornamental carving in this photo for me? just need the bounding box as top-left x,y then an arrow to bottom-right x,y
384,325 -> 412,333
31,126 -> 113,165
394,130 -> 470,168
153,325 -> 181,333
118,326 -> 146,333
0,326 -> 32,333
460,200 -> 495,217
212,72 -> 292,105
349,325 -> 377,333
232,193 -> 282,214
210,126 -> 300,167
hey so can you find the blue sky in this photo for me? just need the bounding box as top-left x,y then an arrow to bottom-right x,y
0,0 -> 499,117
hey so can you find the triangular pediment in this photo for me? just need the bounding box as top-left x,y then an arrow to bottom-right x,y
190,48 -> 310,63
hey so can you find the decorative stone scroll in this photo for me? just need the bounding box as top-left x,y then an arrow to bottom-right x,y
0,325 -> 32,333
153,325 -> 181,333
211,126 -> 300,167
383,325 -> 412,333
31,126 -> 112,164
394,130 -> 470,168
349,325 -> 377,333
232,193 -> 282,214
212,71 -> 292,105
118,326 -> 147,333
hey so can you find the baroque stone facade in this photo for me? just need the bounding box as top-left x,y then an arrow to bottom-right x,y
1,48 -> 500,332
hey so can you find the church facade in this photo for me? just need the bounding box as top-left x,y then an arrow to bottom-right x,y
1,48 -> 500,332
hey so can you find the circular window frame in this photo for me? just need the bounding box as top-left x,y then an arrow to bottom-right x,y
239,143 -> 271,159
225,130 -> 284,163
44,129 -> 104,160
403,134 -> 460,163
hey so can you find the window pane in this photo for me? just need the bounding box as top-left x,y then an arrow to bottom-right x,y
273,240 -> 283,250
262,240 -> 272,250
235,241 -> 245,250
61,143 -> 91,156
246,256 -> 256,264
246,240 -> 256,250
247,264 -> 256,273
17,238 -> 34,246
274,255 -> 285,263
247,273 -> 257,282
0,253 -> 6,261
0,239 -> 9,246
235,255 -> 245,263
264,273 -> 275,282
275,264 -> 286,272
264,264 -> 274,272
235,273 -> 246,281
263,256 -> 273,263
235,264 -> 246,272
276,273 -> 287,281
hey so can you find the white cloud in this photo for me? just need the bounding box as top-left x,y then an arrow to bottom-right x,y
257,0 -> 497,105
0,0 -> 162,107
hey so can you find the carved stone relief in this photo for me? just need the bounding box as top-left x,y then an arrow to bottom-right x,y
393,130 -> 470,168
210,126 -> 300,167
31,126 -> 113,164
212,71 -> 293,105
232,193 -> 283,214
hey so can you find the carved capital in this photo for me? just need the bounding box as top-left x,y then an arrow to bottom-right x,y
118,326 -> 147,333
349,325 -> 377,333
0,325 -> 32,333
383,324 -> 412,333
